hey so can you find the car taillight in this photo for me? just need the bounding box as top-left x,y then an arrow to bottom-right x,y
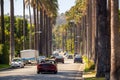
50,65 -> 56,69
37,64 -> 41,68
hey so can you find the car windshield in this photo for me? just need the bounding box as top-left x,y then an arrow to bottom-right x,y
40,60 -> 56,64
12,59 -> 21,62
56,56 -> 63,58
75,55 -> 81,58
45,60 -> 55,64
39,56 -> 46,59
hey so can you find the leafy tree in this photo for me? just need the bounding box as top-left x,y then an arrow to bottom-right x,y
0,44 -> 9,64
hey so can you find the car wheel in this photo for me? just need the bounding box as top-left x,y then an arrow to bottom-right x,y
20,65 -> 22,68
22,65 -> 24,68
20,64 -> 24,68
54,71 -> 57,74
37,71 -> 40,74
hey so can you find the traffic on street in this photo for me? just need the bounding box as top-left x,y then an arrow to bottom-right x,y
0,58 -> 84,80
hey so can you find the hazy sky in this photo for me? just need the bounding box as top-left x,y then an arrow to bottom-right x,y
3,0 -> 120,16
4,0 -> 75,16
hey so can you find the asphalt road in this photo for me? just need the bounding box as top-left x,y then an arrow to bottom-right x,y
0,59 -> 84,80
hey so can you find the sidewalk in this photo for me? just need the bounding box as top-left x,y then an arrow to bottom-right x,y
83,71 -> 105,80
75,64 -> 84,80
83,71 -> 95,78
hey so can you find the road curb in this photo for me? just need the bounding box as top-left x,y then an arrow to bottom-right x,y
0,67 -> 11,71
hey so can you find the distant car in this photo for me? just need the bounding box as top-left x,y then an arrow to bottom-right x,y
11,58 -> 25,68
55,56 -> 64,63
27,58 -> 37,64
64,52 -> 69,57
51,53 -> 59,58
37,59 -> 57,74
74,53 -> 79,57
74,55 -> 82,63
67,55 -> 73,59
21,58 -> 29,65
37,56 -> 46,63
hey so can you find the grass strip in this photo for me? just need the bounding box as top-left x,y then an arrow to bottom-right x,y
0,64 -> 10,69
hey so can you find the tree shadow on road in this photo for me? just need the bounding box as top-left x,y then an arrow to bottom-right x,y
0,70 -> 84,80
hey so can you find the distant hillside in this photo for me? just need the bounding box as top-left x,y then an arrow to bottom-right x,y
56,13 -> 66,26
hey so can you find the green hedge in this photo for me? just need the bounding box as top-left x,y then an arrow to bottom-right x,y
0,64 -> 10,69
0,44 -> 9,64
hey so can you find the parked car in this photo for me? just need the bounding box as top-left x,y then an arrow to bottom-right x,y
55,56 -> 64,63
11,58 -> 25,68
67,55 -> 73,59
74,55 -> 82,63
37,59 -> 57,74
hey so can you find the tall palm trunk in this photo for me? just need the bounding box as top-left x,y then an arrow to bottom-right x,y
110,0 -> 120,79
1,0 -> 5,44
65,28 -> 67,51
91,0 -> 96,60
36,2 -> 39,55
49,19 -> 52,55
23,0 -> 25,49
96,0 -> 110,77
39,8 -> 43,55
45,15 -> 48,57
35,0 -> 40,55
105,0 -> 111,79
28,0 -> 32,49
33,6 -> 37,50
42,10 -> 46,55
48,17 -> 52,56
88,0 -> 92,59
10,0 -> 15,62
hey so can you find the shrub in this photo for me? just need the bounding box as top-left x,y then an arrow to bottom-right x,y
0,44 -> 9,64
82,56 -> 95,72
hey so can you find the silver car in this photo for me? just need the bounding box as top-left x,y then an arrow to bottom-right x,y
11,58 -> 24,68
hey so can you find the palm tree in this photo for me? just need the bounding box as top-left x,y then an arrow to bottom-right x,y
0,0 -> 5,44
39,8 -> 43,55
23,0 -> 25,49
28,0 -> 32,49
96,0 -> 109,77
25,0 -> 58,56
41,0 -> 58,56
10,0 -> 15,62
110,0 -> 120,79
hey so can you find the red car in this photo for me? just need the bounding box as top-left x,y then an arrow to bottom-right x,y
37,60 -> 57,74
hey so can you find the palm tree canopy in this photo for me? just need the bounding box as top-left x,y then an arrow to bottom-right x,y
65,0 -> 87,23
25,0 -> 58,19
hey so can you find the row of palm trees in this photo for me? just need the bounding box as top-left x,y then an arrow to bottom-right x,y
65,0 -> 120,79
0,0 -> 58,62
